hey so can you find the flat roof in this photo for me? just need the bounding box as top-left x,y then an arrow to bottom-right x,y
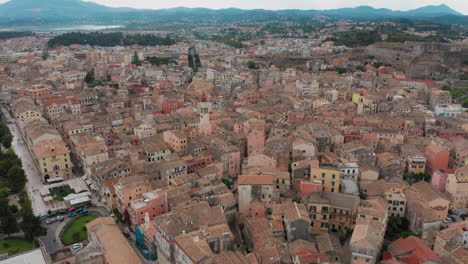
0,249 -> 46,264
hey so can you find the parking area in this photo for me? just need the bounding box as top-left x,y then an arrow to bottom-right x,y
442,208 -> 468,228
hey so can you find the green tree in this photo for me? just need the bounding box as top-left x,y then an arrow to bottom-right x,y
194,54 -> 201,69
335,67 -> 347,74
41,49 -> 49,60
356,65 -> 366,72
461,98 -> 468,108
0,159 -> 13,177
385,216 -> 420,241
7,165 -> 27,193
0,121 -> 9,138
1,134 -> 13,149
84,71 -> 95,84
0,199 -> 19,237
247,61 -> 258,69
132,51 -> 141,66
221,178 -> 232,189
188,54 -> 194,69
403,172 -> 431,185
21,205 -> 46,240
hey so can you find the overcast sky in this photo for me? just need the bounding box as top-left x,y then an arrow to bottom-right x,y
0,0 -> 466,14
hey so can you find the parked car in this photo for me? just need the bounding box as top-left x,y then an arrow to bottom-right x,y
72,243 -> 83,248
68,213 -> 77,217
57,210 -> 67,215
78,209 -> 89,215
443,217 -> 453,223
68,208 -> 77,213
72,243 -> 83,251
56,216 -> 65,222
48,212 -> 57,217
461,214 -> 468,221
449,209 -> 460,215
449,216 -> 457,222
45,218 -> 56,224
40,215 -> 47,221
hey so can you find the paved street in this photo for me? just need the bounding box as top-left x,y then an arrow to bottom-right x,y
0,105 -> 47,215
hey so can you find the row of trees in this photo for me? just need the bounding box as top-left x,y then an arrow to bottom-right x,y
327,29 -> 447,48
0,31 -> 35,40
146,56 -> 177,67
193,31 -> 245,49
0,198 -> 45,240
188,53 -> 202,72
47,32 -> 176,48
0,114 -> 46,240
0,150 -> 27,196
0,121 -> 12,149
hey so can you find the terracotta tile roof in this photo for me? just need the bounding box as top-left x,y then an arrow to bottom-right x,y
32,139 -> 69,159
388,236 -> 442,263
86,217 -> 142,264
238,175 -> 274,185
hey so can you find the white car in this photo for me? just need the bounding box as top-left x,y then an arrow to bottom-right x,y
443,218 -> 453,223
72,243 -> 83,250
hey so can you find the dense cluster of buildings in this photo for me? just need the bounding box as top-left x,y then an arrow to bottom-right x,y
1,31 -> 467,264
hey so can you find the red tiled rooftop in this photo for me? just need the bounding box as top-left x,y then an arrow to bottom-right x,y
388,236 -> 442,263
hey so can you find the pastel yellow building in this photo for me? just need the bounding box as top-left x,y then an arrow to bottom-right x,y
303,192 -> 359,234
352,93 -> 363,104
310,166 -> 341,193
446,166 -> 468,210
33,139 -> 73,183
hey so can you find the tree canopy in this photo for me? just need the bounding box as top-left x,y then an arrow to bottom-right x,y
47,32 -> 176,48
7,164 -> 27,193
327,29 -> 447,48
0,31 -> 35,40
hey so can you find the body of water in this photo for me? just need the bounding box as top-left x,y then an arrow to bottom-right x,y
0,25 -> 124,31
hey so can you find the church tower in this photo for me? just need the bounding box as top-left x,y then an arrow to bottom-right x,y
198,93 -> 212,135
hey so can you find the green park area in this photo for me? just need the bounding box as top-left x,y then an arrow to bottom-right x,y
61,215 -> 98,245
0,239 -> 34,256
50,185 -> 75,201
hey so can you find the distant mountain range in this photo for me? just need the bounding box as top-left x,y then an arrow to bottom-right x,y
0,0 -> 466,26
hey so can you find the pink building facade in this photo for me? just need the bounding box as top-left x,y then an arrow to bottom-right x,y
128,189 -> 169,227
244,119 -> 265,156
431,170 -> 448,192
425,145 -> 449,176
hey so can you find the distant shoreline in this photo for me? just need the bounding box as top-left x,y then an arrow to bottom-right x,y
0,25 -> 124,32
